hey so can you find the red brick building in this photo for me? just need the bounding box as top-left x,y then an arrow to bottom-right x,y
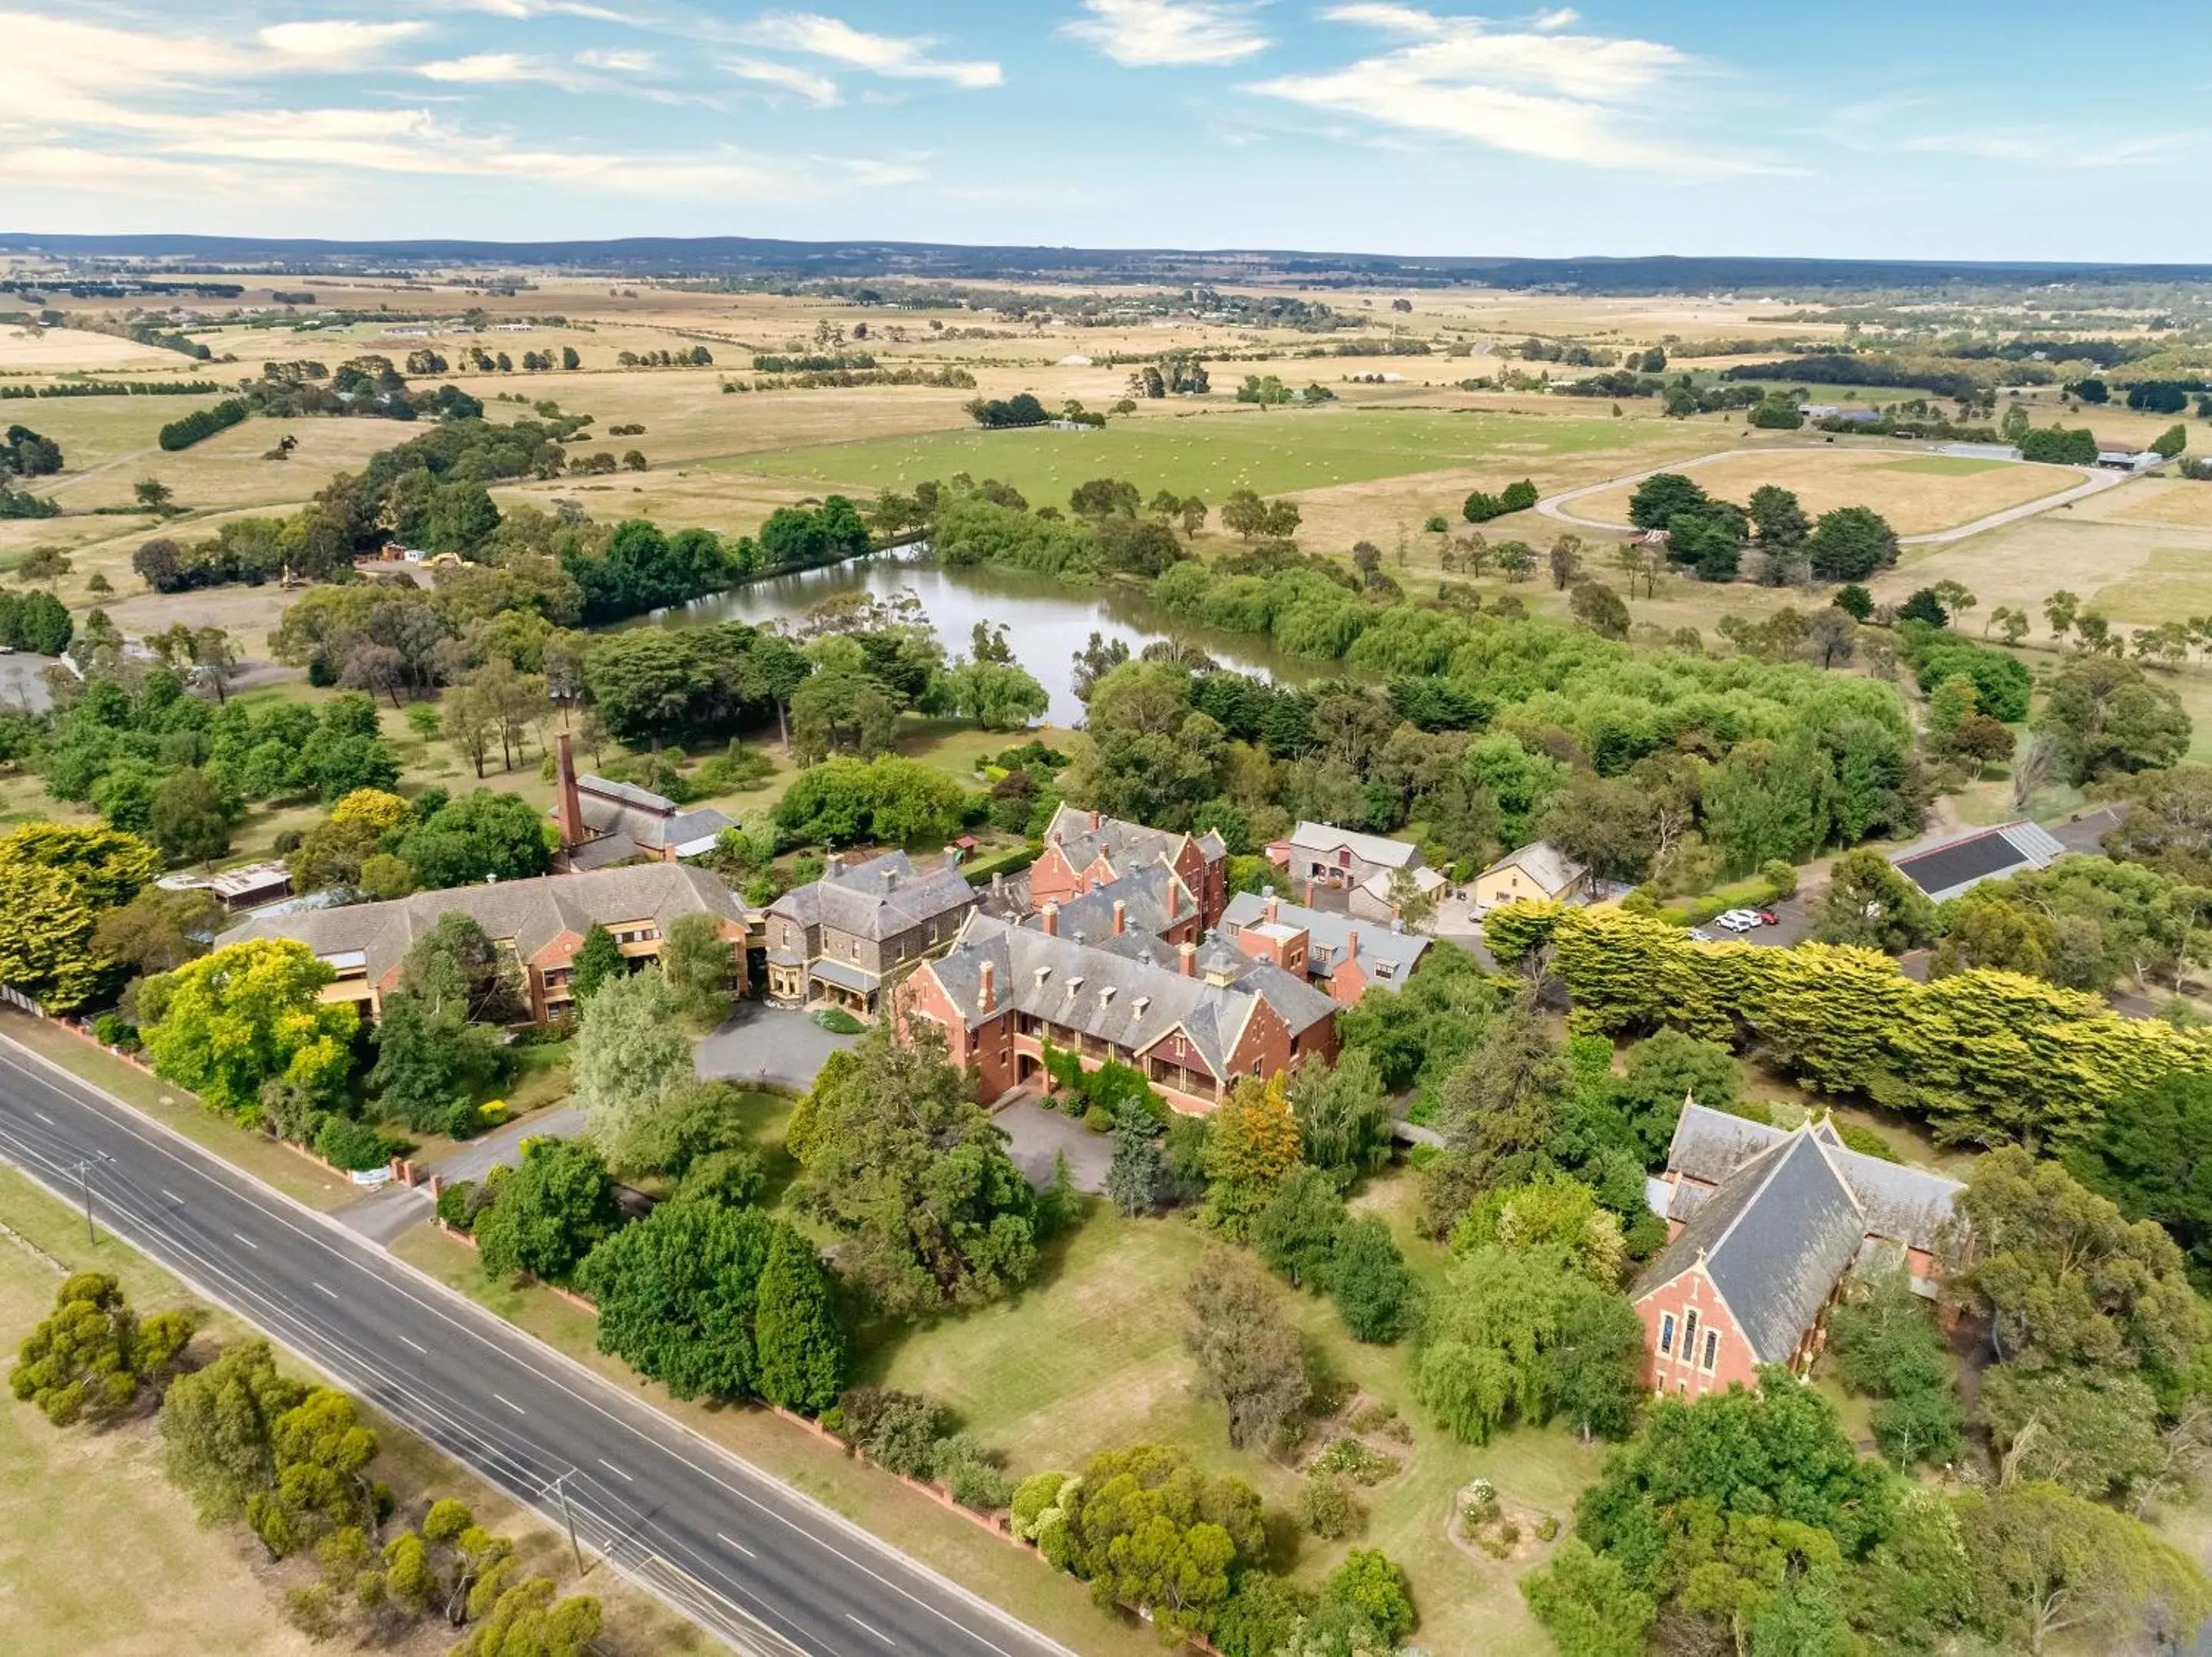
1028,804 -> 1227,930
899,913 -> 1340,1115
1218,889 -> 1431,1007
1633,1107 -> 1962,1401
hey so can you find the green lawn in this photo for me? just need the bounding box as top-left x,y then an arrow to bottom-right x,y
725,408 -> 1674,504
1881,456 -> 2014,477
863,1168 -> 1604,1656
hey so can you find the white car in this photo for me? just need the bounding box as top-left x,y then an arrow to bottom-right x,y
1714,910 -> 1760,933
1687,928 -> 1718,943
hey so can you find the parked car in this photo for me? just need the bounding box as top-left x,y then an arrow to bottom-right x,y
1715,910 -> 1759,933
1687,928 -> 1717,943
1755,909 -> 1780,926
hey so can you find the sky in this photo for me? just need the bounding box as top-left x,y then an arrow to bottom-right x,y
4,2 -> 2208,262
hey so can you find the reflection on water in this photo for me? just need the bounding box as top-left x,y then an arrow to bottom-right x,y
622,548 -> 1321,726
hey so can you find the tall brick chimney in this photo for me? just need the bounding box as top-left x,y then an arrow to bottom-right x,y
554,731 -> 586,851
1178,939 -> 1197,977
1263,891 -> 1279,924
978,959 -> 996,1014
1089,809 -> 1101,832
1167,881 -> 1183,920
1112,899 -> 1127,936
1346,926 -> 1360,970
1041,901 -> 1059,937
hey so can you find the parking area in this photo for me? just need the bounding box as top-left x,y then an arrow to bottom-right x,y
991,1096 -> 1111,1192
695,1003 -> 859,1091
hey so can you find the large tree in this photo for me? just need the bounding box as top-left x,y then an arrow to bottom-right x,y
0,822 -> 163,1009
570,966 -> 693,1170
1286,1047 -> 1394,1186
658,911 -> 737,1032
788,1024 -> 1040,1318
2033,654 -> 2190,785
8,1272 -> 194,1427
396,789 -> 551,888
1804,505 -> 1900,581
753,1225 -> 847,1415
1959,1481 -> 2208,1655
138,940 -> 356,1118
1184,1248 -> 1311,1450
473,1139 -> 622,1285
160,1339 -> 308,1528
1058,1444 -> 1266,1641
575,1198 -> 780,1401
1202,1073 -> 1303,1239
1810,848 -> 1938,954
2066,1068 -> 2212,1286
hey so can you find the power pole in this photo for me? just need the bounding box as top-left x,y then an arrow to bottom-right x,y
72,1159 -> 94,1246
548,1470 -> 584,1578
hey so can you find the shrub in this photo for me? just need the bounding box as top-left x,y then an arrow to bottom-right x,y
1009,1471 -> 1073,1541
1083,1103 -> 1113,1133
835,1386 -> 953,1477
1536,1513 -> 1559,1542
946,1456 -> 1016,1512
1325,1549 -> 1415,1642
435,1179 -> 479,1232
1300,1471 -> 1362,1539
812,1007 -> 864,1035
91,1012 -> 139,1050
1759,859 -> 1799,899
315,1116 -> 402,1172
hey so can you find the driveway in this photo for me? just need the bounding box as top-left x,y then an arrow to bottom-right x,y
991,1097 -> 1111,1192
695,1002 -> 857,1091
334,1101 -> 590,1242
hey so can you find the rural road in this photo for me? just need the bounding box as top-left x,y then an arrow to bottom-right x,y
0,1031 -> 1071,1657
1534,445 -> 2127,545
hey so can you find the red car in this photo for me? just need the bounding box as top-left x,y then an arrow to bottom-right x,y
1755,909 -> 1780,926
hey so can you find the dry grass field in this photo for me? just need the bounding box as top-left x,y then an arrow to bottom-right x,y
1569,446 -> 2087,536
0,326 -> 184,372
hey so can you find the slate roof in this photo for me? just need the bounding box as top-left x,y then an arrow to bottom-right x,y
767,850 -> 975,943
1479,840 -> 1588,896
1220,891 -> 1431,983
926,913 -> 1337,1077
1030,863 -> 1195,945
1891,819 -> 2068,903
1659,1103 -> 1963,1254
1041,803 -> 1225,875
220,864 -> 747,986
553,777 -> 733,857
1634,1129 -> 1869,1365
1285,820 -> 1422,870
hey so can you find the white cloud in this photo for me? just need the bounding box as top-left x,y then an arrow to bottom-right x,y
723,55 -> 841,106
257,20 -> 428,65
1530,7 -> 1578,28
1257,4 -> 1773,175
425,0 -> 628,19
417,52 -> 555,84
740,12 -> 1000,88
1062,0 -> 1270,67
577,48 -> 658,73
1906,130 -> 2202,169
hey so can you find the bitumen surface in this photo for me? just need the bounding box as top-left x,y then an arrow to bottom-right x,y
0,1033 -> 1071,1657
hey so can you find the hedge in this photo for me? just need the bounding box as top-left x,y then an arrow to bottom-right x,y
157,399 -> 247,451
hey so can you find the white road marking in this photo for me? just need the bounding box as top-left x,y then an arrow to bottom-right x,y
715,1531 -> 756,1559
847,1612 -> 896,1646
495,1393 -> 525,1414
597,1457 -> 633,1483
313,1282 -> 338,1299
32,1110 -> 54,1125
161,1189 -> 181,1203
232,1232 -> 257,1249
399,1335 -> 428,1354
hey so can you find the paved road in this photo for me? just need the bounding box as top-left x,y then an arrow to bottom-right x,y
697,1005 -> 857,1092
1533,445 -> 2127,545
0,1032 -> 1069,1657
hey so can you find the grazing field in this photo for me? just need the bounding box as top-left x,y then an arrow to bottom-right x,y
0,326 -> 186,371
2109,478 -> 2212,528
1570,445 -> 2085,535
731,408 -> 1677,506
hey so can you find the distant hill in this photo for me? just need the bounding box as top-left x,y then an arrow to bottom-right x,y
4,232 -> 2210,293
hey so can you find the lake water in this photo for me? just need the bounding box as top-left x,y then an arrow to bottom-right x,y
624,548 -> 1316,726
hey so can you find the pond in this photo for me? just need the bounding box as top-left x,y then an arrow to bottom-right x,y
622,547 -> 1323,726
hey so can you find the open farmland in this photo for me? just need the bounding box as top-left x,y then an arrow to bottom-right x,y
730,407 -> 1684,505
1568,445 -> 2088,536
0,326 -> 185,372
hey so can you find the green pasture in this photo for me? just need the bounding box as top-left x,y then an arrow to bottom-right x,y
723,408 -> 1675,502
1880,456 -> 2012,477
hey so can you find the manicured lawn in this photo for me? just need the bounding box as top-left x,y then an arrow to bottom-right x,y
862,1168 -> 1605,1655
729,408 -> 1672,504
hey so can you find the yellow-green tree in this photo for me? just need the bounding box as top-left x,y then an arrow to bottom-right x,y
0,822 -> 162,1009
1204,1073 -> 1303,1239
139,940 -> 356,1120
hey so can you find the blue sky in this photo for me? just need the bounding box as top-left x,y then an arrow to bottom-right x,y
5,2 -> 2207,260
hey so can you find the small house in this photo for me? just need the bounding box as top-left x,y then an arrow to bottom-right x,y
1470,842 -> 1590,913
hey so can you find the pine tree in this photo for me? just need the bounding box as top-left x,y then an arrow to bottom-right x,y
753,1225 -> 846,1415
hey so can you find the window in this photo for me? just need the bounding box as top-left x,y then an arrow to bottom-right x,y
1701,1328 -> 1719,1371
1682,1310 -> 1699,1360
1657,1313 -> 1676,1356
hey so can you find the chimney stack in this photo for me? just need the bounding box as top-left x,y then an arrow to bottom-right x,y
1168,881 -> 1183,919
978,959 -> 996,1014
1041,901 -> 1059,937
1089,809 -> 1101,832
554,731 -> 586,852
1346,927 -> 1360,967
1178,940 -> 1197,977
1112,899 -> 1127,935
882,868 -> 899,892
826,852 -> 845,876
1263,892 -> 1279,924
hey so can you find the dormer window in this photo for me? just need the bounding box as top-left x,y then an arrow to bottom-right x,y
1132,996 -> 1150,1016
1035,967 -> 1051,985
1066,975 -> 1084,995
1099,985 -> 1116,1004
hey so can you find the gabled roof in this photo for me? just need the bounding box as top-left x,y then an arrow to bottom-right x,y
1634,1127 -> 1869,1364
1479,840 -> 1588,895
1041,803 -> 1224,875
924,913 -> 1336,1077
1029,863 -> 1195,946
554,785 -> 733,856
1220,891 -> 1431,981
1661,1103 -> 1963,1253
220,864 -> 747,987
767,850 -> 975,942
1286,820 -> 1422,869
1890,819 -> 2068,903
